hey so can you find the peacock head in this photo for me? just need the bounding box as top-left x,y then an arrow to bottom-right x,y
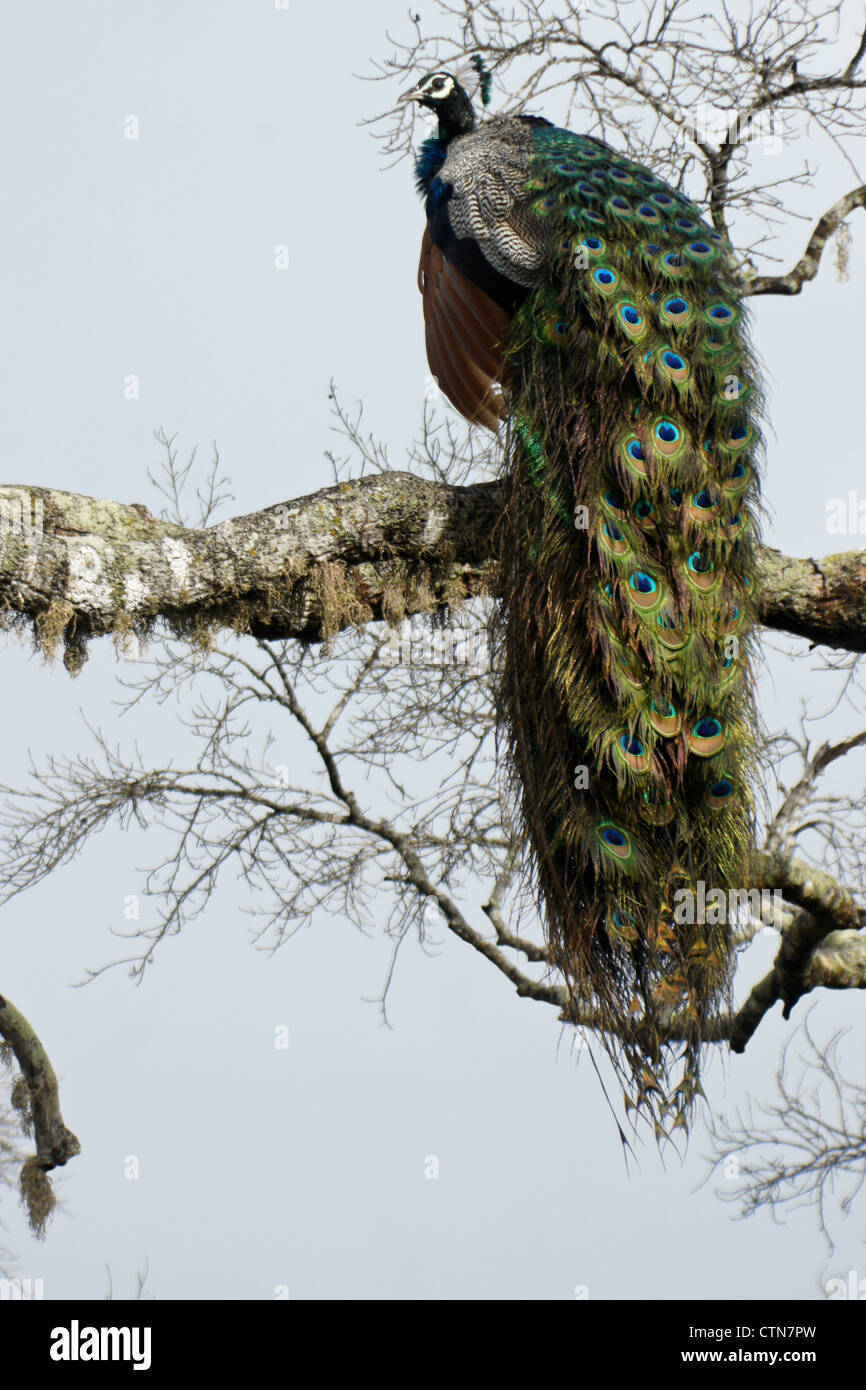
400,71 -> 476,139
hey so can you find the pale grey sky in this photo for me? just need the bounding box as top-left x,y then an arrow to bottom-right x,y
0,0 -> 864,1299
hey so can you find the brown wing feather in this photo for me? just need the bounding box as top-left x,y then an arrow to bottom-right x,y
417,225 -> 511,431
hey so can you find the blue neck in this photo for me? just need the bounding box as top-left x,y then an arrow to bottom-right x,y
414,136 -> 448,196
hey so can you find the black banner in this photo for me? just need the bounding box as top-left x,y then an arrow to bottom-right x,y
0,1298 -> 855,1375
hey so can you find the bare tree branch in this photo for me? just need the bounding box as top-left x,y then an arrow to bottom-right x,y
703,1018 -> 866,1248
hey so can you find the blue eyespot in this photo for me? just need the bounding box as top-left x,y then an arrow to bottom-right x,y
620,735 -> 645,756
651,700 -> 675,717
695,717 -> 722,739
630,571 -> 656,592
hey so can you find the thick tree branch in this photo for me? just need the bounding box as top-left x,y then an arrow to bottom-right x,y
1,479 -> 864,662
723,851 -> 866,1053
0,993 -> 80,1171
0,479 -> 498,666
757,544 -> 866,652
727,917 -> 866,1054
0,992 -> 81,1235
743,184 -> 866,295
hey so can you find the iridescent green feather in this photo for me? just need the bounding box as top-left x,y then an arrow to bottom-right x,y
496,128 -> 763,1129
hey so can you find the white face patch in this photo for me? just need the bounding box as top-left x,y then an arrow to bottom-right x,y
423,73 -> 455,100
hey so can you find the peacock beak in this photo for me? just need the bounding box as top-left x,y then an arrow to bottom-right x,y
399,86 -> 426,103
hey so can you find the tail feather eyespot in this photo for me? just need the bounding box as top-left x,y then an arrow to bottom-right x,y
706,777 -> 735,809
615,732 -> 652,773
621,433 -> 650,478
684,550 -> 720,592
648,700 -> 682,736
686,716 -> 726,757
595,821 -> 636,867
627,570 -> 664,613
652,418 -> 685,459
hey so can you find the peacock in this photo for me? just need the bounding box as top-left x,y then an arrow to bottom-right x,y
402,65 -> 763,1128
